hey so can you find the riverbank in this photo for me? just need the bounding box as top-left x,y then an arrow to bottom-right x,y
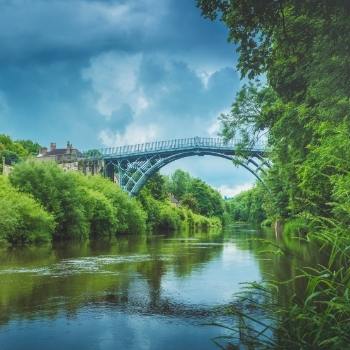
223,189 -> 350,348
0,160 -> 223,246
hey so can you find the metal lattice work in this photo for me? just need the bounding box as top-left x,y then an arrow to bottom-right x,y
82,136 -> 269,196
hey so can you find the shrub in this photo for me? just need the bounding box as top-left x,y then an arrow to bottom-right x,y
0,176 -> 55,244
9,161 -> 88,240
283,217 -> 309,237
157,203 -> 182,232
81,187 -> 117,239
77,174 -> 147,235
10,162 -> 147,239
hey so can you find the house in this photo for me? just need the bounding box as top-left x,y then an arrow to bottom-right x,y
37,142 -> 82,171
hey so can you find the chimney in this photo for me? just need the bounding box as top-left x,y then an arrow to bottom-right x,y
50,142 -> 56,152
40,147 -> 48,155
66,141 -> 73,154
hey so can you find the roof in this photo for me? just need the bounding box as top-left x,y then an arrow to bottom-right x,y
39,148 -> 82,157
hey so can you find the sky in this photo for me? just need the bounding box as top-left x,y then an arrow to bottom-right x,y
0,0 -> 255,196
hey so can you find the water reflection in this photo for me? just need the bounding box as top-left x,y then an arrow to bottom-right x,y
0,225 -> 319,349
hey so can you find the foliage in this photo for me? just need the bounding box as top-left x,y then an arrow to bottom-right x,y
167,169 -> 192,199
79,187 -> 117,239
10,161 -> 89,240
197,0 -> 350,348
219,226 -> 350,349
157,203 -> 182,232
198,0 -> 350,222
167,169 -> 225,218
0,134 -> 40,172
74,173 -> 146,235
16,139 -> 41,155
9,161 -> 146,240
144,172 -> 169,201
3,159 -> 223,243
226,185 -> 267,224
0,176 -> 55,244
283,217 -> 309,237
138,170 -> 223,233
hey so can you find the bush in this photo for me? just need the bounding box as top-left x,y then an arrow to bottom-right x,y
157,203 -> 182,232
77,174 -> 146,235
0,176 -> 55,244
9,161 -> 147,240
7,160 -> 220,242
9,161 -> 88,240
283,217 -> 310,237
81,188 -> 117,239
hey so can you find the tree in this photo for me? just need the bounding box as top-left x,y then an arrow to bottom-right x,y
0,135 -> 41,162
168,169 -> 191,200
16,139 -> 41,155
9,161 -> 89,240
197,2 -> 350,347
0,175 -> 55,244
144,172 -> 168,201
198,0 -> 350,221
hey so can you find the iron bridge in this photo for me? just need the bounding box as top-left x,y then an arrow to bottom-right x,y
82,136 -> 269,196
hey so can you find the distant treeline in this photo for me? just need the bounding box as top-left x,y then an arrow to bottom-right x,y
0,134 -> 40,168
0,135 -> 224,245
225,185 -> 266,225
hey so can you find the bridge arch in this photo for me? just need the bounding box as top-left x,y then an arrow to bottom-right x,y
93,137 -> 269,196
128,151 -> 266,196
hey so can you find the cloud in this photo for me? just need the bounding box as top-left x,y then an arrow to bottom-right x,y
0,0 -> 233,68
82,51 -> 239,145
99,123 -> 159,147
82,52 -> 148,118
0,0 -> 257,191
0,0 -> 167,63
216,183 -> 255,198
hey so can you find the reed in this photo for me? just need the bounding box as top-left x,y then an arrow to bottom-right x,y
215,226 -> 350,349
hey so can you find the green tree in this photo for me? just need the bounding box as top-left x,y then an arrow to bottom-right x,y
9,161 -> 89,240
0,135 -> 41,168
16,139 -> 41,155
78,174 -> 146,235
168,169 -> 191,200
144,172 -> 168,201
198,0 -> 350,221
197,1 -> 350,348
0,176 -> 55,244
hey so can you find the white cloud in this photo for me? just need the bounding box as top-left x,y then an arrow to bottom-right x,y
83,52 -> 238,145
99,123 -> 160,147
82,52 -> 149,118
216,183 -> 254,198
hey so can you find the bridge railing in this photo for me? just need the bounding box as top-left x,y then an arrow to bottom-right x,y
82,137 -> 266,159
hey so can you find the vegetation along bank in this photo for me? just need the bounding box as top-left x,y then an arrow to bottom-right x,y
197,0 -> 350,348
0,135 -> 223,245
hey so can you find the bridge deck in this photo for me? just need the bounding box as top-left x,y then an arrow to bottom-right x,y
83,136 -> 266,160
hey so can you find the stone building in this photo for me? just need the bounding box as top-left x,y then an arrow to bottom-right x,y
37,142 -> 82,171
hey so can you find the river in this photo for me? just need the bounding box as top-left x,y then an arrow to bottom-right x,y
0,224 -> 313,350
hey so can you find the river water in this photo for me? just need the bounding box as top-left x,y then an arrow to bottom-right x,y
0,225 -> 310,350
